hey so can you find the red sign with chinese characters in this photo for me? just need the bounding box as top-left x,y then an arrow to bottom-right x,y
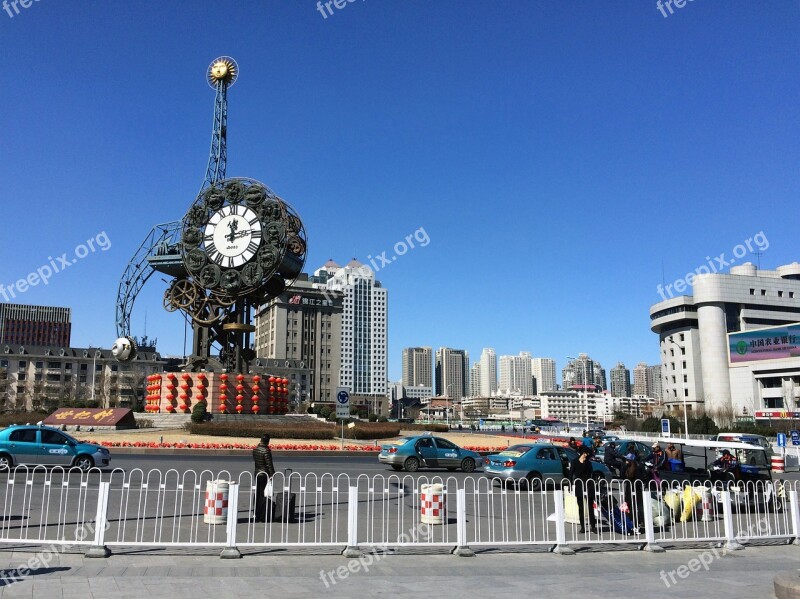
43,408 -> 137,428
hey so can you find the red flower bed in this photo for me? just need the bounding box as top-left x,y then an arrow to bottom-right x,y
80,439 -> 508,452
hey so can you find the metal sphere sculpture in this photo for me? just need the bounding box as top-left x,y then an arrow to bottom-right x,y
111,336 -> 137,362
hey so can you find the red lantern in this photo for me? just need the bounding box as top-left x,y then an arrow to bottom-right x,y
236,384 -> 244,392
251,395 -> 259,402
220,373 -> 228,381
180,383 -> 189,390
195,394 -> 204,400
166,383 -> 175,390
235,404 -> 243,413
236,394 -> 244,402
219,384 -> 228,391
181,373 -> 190,380
252,385 -> 260,393
236,374 -> 245,381
166,405 -> 175,413
269,386 -> 275,393
198,373 -> 207,380
253,375 -> 261,383
252,405 -> 260,413
179,404 -> 187,411
269,376 -> 276,383
196,383 -> 205,391
269,406 -> 275,414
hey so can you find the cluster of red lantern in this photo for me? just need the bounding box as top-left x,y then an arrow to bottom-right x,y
164,373 -> 178,412
235,373 -> 245,413
251,374 -> 261,414
218,373 -> 229,413
268,376 -> 290,415
178,372 -> 193,412
195,372 -> 207,409
145,374 -> 162,412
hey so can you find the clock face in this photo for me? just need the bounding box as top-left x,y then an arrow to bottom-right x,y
203,205 -> 262,268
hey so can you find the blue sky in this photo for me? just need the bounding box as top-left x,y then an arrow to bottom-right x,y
1,1 -> 798,384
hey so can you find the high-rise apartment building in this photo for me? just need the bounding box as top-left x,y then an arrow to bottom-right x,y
315,259 -> 388,398
610,362 -> 631,397
479,348 -> 497,396
402,347 -> 432,388
594,362 -> 607,391
562,353 -> 595,390
469,363 -> 481,397
531,357 -> 557,393
254,274 -> 344,403
0,304 -> 71,348
633,362 -> 649,396
499,352 -> 533,395
646,365 -> 663,400
435,348 -> 469,399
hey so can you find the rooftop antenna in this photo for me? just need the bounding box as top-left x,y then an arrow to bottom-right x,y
753,250 -> 763,270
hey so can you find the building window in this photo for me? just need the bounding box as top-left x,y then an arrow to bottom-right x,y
682,361 -> 687,369
750,289 -> 755,295
779,291 -> 784,298
679,333 -> 685,342
761,289 -> 766,296
18,361 -> 26,368
791,292 -> 795,299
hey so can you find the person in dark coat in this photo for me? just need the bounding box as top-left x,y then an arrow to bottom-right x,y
571,447 -> 597,534
253,434 -> 276,522
622,451 -> 644,526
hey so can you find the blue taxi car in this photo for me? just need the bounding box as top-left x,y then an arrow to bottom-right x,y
378,435 -> 482,473
0,424 -> 110,472
484,443 -> 610,490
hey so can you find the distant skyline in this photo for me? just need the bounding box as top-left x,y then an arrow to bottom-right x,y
2,3 -> 797,383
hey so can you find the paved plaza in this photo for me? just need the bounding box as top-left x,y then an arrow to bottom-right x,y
0,543 -> 797,598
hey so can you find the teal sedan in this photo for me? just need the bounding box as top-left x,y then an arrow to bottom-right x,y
484,443 -> 610,490
378,435 -> 482,473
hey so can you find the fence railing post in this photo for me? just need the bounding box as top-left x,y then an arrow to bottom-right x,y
343,486 -> 361,558
86,481 -> 111,558
552,489 -> 574,555
789,488 -> 800,546
721,490 -> 744,551
641,491 -> 665,553
220,482 -> 242,559
452,488 -> 474,557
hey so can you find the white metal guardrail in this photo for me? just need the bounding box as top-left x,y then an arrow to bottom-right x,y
0,467 -> 795,558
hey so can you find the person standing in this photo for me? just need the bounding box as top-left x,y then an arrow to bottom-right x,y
253,434 -> 276,522
571,447 -> 598,534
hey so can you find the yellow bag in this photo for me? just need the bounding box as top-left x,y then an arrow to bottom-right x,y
679,485 -> 701,523
664,490 -> 682,513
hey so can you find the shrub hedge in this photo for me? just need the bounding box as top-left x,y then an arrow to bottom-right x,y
401,423 -> 449,433
186,421 -> 401,440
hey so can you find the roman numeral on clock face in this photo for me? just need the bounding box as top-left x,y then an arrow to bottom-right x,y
228,257 -> 236,268
246,241 -> 259,254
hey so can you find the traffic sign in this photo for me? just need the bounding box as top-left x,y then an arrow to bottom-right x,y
336,387 -> 350,419
661,418 -> 671,436
777,432 -> 787,448
791,430 -> 800,446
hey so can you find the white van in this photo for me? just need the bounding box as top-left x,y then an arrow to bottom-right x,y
714,432 -> 773,455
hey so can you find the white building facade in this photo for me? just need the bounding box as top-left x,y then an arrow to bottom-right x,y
499,353 -> 533,396
650,262 -> 800,421
531,357 -> 557,393
317,259 -> 388,398
479,348 -> 497,396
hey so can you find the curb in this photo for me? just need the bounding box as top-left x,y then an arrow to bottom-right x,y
109,448 -> 381,457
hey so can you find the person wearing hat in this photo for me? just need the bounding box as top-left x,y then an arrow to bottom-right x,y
253,434 -> 276,522
622,450 -> 644,525
712,449 -> 738,472
651,442 -> 666,470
